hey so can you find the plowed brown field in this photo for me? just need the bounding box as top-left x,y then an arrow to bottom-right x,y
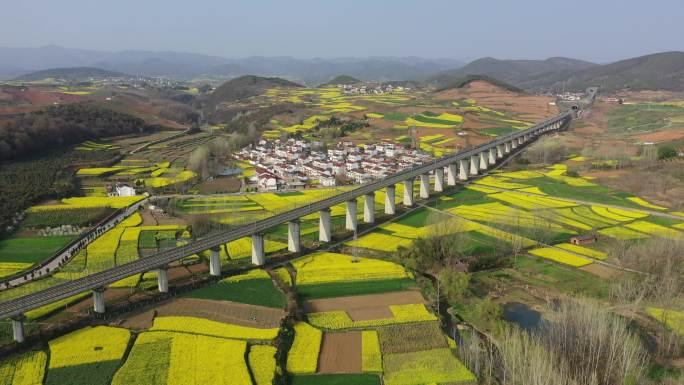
317,331 -> 362,373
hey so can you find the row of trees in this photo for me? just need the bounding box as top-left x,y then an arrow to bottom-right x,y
0,152 -> 75,235
0,103 -> 146,160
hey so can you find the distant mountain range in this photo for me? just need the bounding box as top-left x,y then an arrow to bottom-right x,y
0,46 -> 463,84
4,46 -> 684,92
13,67 -> 126,81
430,52 -> 684,92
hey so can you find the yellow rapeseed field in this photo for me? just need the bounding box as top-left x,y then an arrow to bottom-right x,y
489,192 -> 576,210
292,252 -> 412,285
248,345 -> 279,385
345,232 -> 413,252
151,316 -> 279,340
49,326 -> 130,368
382,348 -> 476,385
112,331 -> 251,385
555,243 -> 607,260
590,206 -> 638,222
362,330 -> 382,373
307,304 -> 437,330
0,350 -> 47,385
627,197 -> 667,211
166,333 -> 251,385
647,308 -> 684,337
287,322 -> 322,374
624,221 -> 683,239
528,247 -> 593,267
598,226 -> 650,240
474,176 -> 529,190
225,269 -> 271,282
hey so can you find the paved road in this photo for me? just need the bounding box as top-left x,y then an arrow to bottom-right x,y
0,111 -> 573,320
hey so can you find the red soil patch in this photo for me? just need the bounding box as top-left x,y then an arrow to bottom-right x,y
166,265 -> 194,281
635,127 -> 684,143
370,118 -> 396,130
434,81 -> 557,122
317,332 -> 362,373
303,291 -> 426,321
347,307 -> 393,322
187,262 -> 209,274
573,123 -> 604,135
118,308 -> 156,329
580,264 -> 622,279
153,297 -> 286,328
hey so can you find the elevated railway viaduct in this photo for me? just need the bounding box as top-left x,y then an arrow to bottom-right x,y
1,110 -> 574,342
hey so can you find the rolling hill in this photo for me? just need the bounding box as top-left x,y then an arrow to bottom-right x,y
320,75 -> 362,86
429,57 -> 597,91
431,52 -> 684,92
552,51 -> 684,92
435,74 -> 523,93
14,67 -> 128,81
207,75 -> 303,106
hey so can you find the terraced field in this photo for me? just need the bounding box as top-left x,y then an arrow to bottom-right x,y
346,161 -> 684,272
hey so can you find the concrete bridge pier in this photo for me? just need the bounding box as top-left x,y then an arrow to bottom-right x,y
319,208 -> 332,242
434,168 -> 444,192
469,155 -> 479,176
496,145 -> 504,159
458,159 -> 469,181
385,186 -> 396,214
517,137 -> 524,145
363,193 -> 375,223
287,220 -> 301,253
346,199 -> 358,231
93,287 -> 106,314
504,142 -> 511,154
11,316 -> 25,343
419,174 -> 430,198
511,139 -> 518,150
157,268 -> 169,293
446,163 -> 457,186
479,152 -> 488,171
488,147 -> 497,165
251,234 -> 265,265
209,247 -> 221,276
403,179 -> 414,207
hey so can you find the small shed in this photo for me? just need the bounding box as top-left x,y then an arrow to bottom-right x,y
570,234 -> 598,246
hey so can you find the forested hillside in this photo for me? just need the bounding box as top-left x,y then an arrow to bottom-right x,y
0,104 -> 145,160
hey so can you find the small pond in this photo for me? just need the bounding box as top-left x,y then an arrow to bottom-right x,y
502,302 -> 542,331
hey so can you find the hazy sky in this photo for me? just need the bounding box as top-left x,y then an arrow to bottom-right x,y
1,0 -> 682,63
